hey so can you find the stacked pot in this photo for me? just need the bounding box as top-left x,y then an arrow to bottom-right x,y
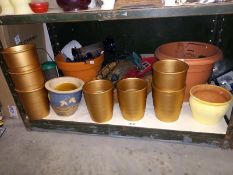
152,59 -> 189,122
1,44 -> 49,120
155,41 -> 223,101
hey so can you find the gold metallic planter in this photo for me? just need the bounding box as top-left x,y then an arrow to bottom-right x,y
16,87 -> 50,120
9,67 -> 45,91
152,85 -> 185,122
152,59 -> 188,91
1,44 -> 40,73
83,80 -> 113,123
117,78 -> 147,121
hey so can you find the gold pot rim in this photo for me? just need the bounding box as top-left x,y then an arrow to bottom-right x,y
15,86 -> 45,93
117,78 -> 147,93
152,59 -> 189,75
1,44 -> 36,54
8,67 -> 41,75
190,84 -> 233,106
151,83 -> 185,92
83,79 -> 113,95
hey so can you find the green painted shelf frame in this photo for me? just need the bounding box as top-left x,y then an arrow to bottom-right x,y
0,2 -> 233,148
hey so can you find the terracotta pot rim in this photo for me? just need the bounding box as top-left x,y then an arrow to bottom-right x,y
190,84 -> 233,106
55,54 -> 104,71
155,41 -> 223,64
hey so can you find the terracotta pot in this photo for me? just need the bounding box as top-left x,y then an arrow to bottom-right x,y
55,54 -> 104,82
155,41 -> 223,101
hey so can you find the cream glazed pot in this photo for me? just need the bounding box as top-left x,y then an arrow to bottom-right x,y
10,0 -> 33,14
0,0 -> 14,15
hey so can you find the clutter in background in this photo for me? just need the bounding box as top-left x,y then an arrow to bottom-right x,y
211,70 -> 233,93
60,37 -> 156,86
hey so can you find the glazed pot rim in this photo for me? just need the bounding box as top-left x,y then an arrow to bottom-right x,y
45,76 -> 84,94
190,84 -> 233,106
83,79 -> 113,95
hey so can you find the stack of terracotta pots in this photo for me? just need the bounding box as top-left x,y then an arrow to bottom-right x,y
152,59 -> 189,122
1,44 -> 49,120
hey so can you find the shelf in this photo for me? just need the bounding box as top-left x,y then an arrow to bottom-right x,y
1,3 -> 233,25
29,92 -> 227,146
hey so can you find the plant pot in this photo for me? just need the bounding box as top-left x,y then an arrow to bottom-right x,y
55,54 -> 104,82
16,87 -> 50,120
45,77 -> 84,116
9,67 -> 45,91
1,44 -> 40,73
155,41 -> 223,101
190,84 -> 232,125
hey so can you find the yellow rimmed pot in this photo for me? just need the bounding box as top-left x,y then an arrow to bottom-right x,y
189,84 -> 232,125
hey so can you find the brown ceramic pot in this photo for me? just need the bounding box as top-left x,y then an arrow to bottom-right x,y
155,41 -> 223,101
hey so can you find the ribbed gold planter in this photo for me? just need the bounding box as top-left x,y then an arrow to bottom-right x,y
16,87 -> 50,120
117,78 -> 147,121
1,44 -> 40,73
152,85 -> 185,122
83,80 -> 114,123
9,67 -> 45,91
152,59 -> 188,91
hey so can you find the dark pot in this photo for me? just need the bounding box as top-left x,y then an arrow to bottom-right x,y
56,0 -> 91,11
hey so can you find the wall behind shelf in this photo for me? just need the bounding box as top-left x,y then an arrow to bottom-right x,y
48,16 -> 214,55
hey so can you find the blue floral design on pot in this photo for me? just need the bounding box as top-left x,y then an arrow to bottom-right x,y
45,77 -> 84,116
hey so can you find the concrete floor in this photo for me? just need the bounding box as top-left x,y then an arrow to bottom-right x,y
0,118 -> 233,175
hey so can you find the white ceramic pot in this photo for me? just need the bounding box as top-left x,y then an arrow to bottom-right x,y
0,0 -> 14,15
10,0 -> 33,14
